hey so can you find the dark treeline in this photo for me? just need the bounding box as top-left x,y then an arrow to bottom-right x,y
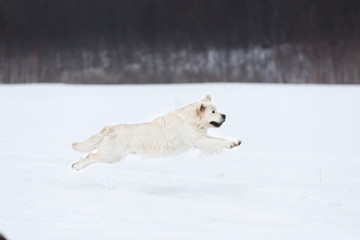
1,0 -> 360,84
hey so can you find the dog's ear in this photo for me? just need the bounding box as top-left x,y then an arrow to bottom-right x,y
197,104 -> 206,117
202,94 -> 212,102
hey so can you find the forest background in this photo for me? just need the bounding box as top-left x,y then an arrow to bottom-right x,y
1,0 -> 359,84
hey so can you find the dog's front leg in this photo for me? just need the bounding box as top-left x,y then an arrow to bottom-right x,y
194,136 -> 241,155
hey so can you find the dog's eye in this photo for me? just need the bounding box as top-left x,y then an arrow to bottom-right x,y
212,110 -> 215,113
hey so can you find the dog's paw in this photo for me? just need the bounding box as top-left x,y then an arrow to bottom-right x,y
230,139 -> 242,149
71,162 -> 81,171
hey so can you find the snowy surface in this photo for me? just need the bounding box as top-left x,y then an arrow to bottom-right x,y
0,83 -> 360,240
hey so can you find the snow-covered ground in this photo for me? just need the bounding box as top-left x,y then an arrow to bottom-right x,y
0,83 -> 360,240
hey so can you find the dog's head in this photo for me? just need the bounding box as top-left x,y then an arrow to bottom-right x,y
197,94 -> 226,129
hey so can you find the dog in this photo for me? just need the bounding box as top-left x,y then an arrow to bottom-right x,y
71,94 -> 241,170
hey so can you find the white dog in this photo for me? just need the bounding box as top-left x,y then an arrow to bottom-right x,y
71,94 -> 241,170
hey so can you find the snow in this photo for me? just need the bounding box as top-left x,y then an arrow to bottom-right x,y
0,83 -> 360,240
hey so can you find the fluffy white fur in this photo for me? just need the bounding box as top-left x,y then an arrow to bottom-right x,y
71,94 -> 241,170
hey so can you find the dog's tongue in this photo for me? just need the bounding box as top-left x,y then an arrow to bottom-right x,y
219,122 -> 223,126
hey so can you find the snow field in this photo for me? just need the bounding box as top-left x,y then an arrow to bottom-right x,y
0,83 -> 359,240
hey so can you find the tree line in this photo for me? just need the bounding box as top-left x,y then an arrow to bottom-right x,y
0,0 -> 359,84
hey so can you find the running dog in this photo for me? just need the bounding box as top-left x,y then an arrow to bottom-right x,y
71,94 -> 241,170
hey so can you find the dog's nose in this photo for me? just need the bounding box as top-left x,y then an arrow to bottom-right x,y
222,114 -> 226,119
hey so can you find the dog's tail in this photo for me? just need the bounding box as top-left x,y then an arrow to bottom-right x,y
72,126 -> 113,152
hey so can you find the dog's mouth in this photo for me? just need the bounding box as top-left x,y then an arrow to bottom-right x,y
210,121 -> 223,128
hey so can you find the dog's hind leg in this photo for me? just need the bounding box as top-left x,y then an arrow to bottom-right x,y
71,153 -> 102,171
72,133 -> 104,152
71,151 -> 124,171
71,137 -> 126,171
71,153 -> 122,171
72,126 -> 116,153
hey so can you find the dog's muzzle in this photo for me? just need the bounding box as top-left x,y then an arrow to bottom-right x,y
210,114 -> 226,128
